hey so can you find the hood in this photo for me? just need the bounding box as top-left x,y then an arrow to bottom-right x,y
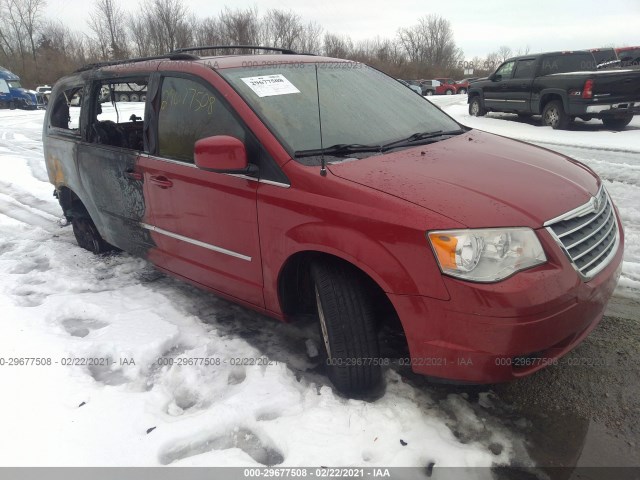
328,130 -> 599,228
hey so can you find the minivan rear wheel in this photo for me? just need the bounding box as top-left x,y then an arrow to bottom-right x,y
310,260 -> 382,395
72,215 -> 113,254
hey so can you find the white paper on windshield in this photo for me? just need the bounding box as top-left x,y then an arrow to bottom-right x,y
241,74 -> 300,97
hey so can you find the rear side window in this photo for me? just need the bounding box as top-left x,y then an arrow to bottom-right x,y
88,79 -> 148,150
513,59 -> 536,79
50,87 -> 83,132
0,79 -> 9,94
157,76 -> 245,163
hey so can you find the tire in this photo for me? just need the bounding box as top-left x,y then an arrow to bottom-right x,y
542,100 -> 570,130
118,93 -> 130,102
129,93 -> 140,102
310,260 -> 382,395
425,90 -> 434,96
469,96 -> 486,116
458,88 -> 467,94
140,94 -> 147,102
72,214 -> 113,254
9,101 -> 16,110
602,115 -> 633,131
445,89 -> 453,95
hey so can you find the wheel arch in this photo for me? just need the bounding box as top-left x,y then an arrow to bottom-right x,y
538,90 -> 568,114
277,250 -> 406,349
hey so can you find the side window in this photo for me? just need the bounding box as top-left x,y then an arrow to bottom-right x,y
0,79 -> 9,94
50,86 -> 83,132
89,79 -> 148,150
513,59 -> 536,79
158,76 -> 245,163
495,61 -> 515,79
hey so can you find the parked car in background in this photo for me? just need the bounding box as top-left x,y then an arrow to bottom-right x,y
616,46 -> 640,68
454,79 -> 470,94
468,50 -> 640,130
36,85 -> 52,104
588,48 -> 619,68
418,79 -> 439,96
434,78 -> 458,95
397,79 -> 423,95
0,66 -> 46,109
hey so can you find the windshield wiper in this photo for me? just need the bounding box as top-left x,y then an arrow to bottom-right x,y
295,143 -> 381,158
380,129 -> 464,152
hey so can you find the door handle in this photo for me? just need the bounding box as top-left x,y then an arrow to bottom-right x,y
149,175 -> 173,188
124,170 -> 143,181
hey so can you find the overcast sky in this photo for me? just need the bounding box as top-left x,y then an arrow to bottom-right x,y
47,0 -> 640,59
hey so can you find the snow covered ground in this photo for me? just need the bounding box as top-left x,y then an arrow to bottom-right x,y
0,107 -> 512,468
430,95 -> 640,301
0,97 -> 638,469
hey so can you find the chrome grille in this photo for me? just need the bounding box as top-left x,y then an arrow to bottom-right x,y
545,187 -> 619,280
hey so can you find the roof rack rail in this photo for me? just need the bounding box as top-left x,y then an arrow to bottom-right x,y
74,52 -> 199,73
171,45 -> 298,55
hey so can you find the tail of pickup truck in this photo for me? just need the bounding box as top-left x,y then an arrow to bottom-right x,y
538,69 -> 640,128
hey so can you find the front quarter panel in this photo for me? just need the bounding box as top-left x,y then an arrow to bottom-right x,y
259,160 -> 463,315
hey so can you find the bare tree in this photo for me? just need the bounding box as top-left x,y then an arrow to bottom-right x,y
496,45 -> 513,62
323,33 -> 353,58
217,7 -> 261,50
88,0 -> 128,59
397,14 -> 463,74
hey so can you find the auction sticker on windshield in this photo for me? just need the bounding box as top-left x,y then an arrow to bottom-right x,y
241,74 -> 300,97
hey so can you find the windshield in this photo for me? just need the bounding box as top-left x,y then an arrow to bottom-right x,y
220,62 -> 461,164
8,80 -> 22,89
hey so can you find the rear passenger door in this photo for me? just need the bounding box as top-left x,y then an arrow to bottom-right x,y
139,73 -> 266,307
76,76 -> 156,256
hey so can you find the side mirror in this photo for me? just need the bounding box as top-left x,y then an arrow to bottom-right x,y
491,74 -> 502,82
194,135 -> 257,175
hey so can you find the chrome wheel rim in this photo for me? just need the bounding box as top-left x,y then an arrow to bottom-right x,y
545,108 -> 558,127
315,285 -> 332,358
470,101 -> 479,115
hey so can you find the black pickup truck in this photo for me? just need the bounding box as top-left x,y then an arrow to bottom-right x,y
468,51 -> 640,130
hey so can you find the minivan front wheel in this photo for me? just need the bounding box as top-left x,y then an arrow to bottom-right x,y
72,215 -> 113,254
310,260 -> 382,395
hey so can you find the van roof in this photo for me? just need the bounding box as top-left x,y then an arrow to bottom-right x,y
74,46 -> 349,73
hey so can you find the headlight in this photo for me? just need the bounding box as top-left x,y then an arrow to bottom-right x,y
427,228 -> 546,282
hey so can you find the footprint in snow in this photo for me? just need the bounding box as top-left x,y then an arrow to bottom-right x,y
159,428 -> 284,466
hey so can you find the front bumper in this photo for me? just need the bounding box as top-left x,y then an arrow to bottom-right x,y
388,222 -> 624,383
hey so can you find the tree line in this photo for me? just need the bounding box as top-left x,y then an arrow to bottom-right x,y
0,0 -> 528,88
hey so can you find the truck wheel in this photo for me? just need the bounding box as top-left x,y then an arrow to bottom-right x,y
72,214 -> 113,254
469,96 -> 486,116
445,89 -> 453,95
310,260 -> 382,395
129,93 -> 140,102
542,100 -> 570,129
118,93 -> 130,102
602,115 -> 633,131
458,88 -> 467,94
9,101 -> 16,110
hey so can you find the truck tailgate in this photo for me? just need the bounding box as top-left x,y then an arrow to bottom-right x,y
592,70 -> 640,100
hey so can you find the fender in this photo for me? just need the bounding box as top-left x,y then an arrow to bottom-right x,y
262,221 -> 451,315
535,88 -> 569,115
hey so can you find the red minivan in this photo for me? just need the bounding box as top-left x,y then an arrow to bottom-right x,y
44,48 -> 623,394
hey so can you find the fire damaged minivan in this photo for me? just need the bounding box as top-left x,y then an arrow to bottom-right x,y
44,47 -> 624,394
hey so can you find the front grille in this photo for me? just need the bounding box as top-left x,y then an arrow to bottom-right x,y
545,187 -> 619,280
